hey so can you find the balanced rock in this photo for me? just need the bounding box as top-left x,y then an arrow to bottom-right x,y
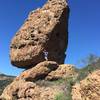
45,64 -> 78,81
72,70 -> 100,100
15,61 -> 59,81
10,0 -> 69,68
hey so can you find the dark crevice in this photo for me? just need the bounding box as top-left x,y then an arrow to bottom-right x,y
25,74 -> 48,82
18,44 -> 26,49
56,33 -> 60,37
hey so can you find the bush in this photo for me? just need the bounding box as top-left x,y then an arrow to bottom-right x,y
54,77 -> 76,100
77,54 -> 100,81
55,92 -> 66,100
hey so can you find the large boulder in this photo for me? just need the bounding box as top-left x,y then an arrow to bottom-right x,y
10,0 -> 69,68
45,64 -> 78,81
72,70 -> 100,100
0,80 -> 62,100
15,61 -> 59,81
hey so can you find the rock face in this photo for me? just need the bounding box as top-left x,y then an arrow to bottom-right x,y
72,70 -> 100,100
46,64 -> 78,80
10,0 -> 69,68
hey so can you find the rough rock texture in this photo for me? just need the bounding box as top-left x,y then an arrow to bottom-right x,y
15,61 -> 59,81
0,0 -> 71,99
0,62 -> 77,100
46,64 -> 78,80
72,70 -> 100,100
0,80 -> 62,100
10,0 -> 69,68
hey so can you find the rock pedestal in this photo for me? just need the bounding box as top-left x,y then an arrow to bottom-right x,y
15,61 -> 59,81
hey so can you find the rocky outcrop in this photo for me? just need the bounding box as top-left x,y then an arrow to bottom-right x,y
15,63 -> 77,82
72,70 -> 100,100
0,80 -> 63,100
10,0 -> 69,68
46,64 -> 78,80
0,0 -> 72,99
0,61 -> 78,100
15,61 -> 59,81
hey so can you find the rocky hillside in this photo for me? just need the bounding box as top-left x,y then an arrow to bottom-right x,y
0,62 -> 78,100
0,74 -> 15,95
0,0 -> 100,99
0,61 -> 100,100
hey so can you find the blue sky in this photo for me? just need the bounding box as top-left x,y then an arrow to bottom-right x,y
0,0 -> 100,76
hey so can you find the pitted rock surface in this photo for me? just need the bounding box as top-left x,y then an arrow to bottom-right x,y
10,0 -> 69,68
45,64 -> 78,81
15,61 -> 59,81
72,70 -> 100,100
0,80 -> 63,100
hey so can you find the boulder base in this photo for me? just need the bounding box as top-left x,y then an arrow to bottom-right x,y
15,61 -> 59,81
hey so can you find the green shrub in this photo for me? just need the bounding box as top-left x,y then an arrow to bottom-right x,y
55,92 -> 66,100
54,77 -> 76,100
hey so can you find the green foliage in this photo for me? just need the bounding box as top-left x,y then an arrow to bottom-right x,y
77,55 -> 100,81
54,77 -> 76,100
52,79 -> 65,85
80,54 -> 99,66
55,92 -> 72,100
55,92 -> 67,100
55,54 -> 100,100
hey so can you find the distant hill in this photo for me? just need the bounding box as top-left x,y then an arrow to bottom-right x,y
0,73 -> 15,95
